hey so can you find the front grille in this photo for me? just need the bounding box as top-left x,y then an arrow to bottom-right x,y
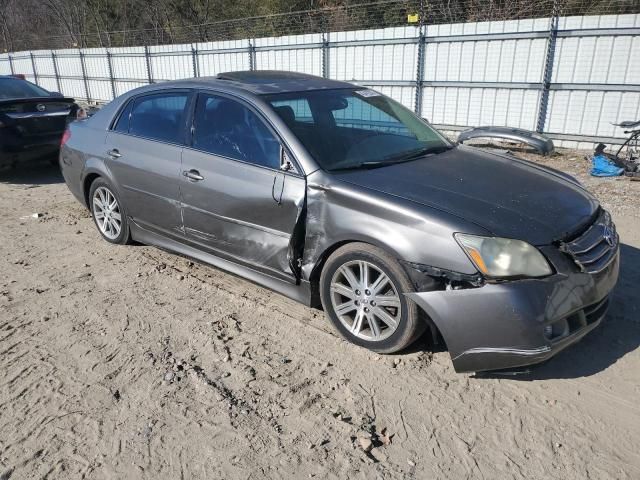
560,211 -> 619,274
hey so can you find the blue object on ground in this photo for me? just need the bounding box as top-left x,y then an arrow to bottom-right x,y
591,154 -> 624,177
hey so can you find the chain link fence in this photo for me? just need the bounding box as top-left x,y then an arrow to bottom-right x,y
3,0 -> 636,51
2,0 -> 639,148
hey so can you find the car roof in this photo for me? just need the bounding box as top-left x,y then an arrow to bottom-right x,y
155,71 -> 355,95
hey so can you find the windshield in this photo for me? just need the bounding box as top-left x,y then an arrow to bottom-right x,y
265,88 -> 451,171
0,78 -> 51,99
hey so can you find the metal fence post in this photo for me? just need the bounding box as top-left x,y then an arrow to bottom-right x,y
51,51 -> 62,93
78,49 -> 91,102
536,0 -> 560,133
414,0 -> 426,115
191,45 -> 199,77
321,32 -> 330,78
8,54 -> 14,74
144,45 -> 153,83
248,40 -> 256,71
29,52 -> 39,85
106,50 -> 116,100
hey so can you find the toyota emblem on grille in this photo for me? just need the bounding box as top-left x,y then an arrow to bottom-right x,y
36,104 -> 46,112
603,226 -> 614,247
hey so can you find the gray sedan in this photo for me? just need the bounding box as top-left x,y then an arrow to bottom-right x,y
60,71 -> 619,373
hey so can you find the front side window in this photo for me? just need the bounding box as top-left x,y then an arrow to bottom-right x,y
265,88 -> 450,171
191,93 -> 280,169
128,92 -> 189,144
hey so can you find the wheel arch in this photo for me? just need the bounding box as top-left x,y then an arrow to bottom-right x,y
308,238 -> 445,348
81,158 -> 117,209
82,172 -> 102,208
306,234 -> 411,309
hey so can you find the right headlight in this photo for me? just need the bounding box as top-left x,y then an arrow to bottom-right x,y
455,234 -> 553,279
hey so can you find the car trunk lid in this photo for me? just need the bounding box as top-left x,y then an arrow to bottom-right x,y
0,97 -> 77,138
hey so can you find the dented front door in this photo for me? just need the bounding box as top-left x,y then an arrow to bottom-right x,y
179,150 -> 306,282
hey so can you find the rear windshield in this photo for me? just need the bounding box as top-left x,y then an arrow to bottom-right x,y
265,88 -> 450,171
0,78 -> 51,99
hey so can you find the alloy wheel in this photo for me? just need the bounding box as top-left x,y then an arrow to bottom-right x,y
92,186 -> 122,240
329,260 -> 402,341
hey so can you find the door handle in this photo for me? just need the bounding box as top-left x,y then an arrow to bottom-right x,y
107,149 -> 121,159
183,169 -> 204,182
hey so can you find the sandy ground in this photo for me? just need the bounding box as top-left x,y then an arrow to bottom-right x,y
1,150 -> 639,480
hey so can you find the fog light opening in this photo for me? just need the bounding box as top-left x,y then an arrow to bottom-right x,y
544,318 -> 570,341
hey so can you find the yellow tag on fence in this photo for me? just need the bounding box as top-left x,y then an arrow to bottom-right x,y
407,13 -> 420,23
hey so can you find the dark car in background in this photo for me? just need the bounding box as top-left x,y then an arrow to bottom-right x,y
0,75 -> 82,168
59,71 -> 619,373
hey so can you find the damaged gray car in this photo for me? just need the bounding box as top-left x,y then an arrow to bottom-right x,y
60,71 -> 620,373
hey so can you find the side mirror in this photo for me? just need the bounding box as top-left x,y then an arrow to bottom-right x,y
280,145 -> 294,172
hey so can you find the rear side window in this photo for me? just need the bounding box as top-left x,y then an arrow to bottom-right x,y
128,92 -> 189,144
192,93 -> 280,169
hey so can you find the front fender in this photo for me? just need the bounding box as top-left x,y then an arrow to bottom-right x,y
301,171 -> 486,281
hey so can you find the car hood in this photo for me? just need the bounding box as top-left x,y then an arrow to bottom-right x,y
332,145 -> 599,245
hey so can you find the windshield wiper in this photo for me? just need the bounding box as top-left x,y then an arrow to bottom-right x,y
330,145 -> 452,171
378,144 -> 452,164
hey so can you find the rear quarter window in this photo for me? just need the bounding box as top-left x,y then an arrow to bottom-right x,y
112,99 -> 133,133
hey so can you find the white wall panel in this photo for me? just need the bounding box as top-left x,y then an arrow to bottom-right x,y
37,77 -> 58,92
115,80 -> 147,96
111,47 -> 148,81
86,79 -> 112,102
82,48 -> 110,79
423,87 -> 539,130
58,78 -> 87,99
149,44 -> 193,81
546,90 -> 640,138
33,55 -> 55,77
254,33 -> 323,76
5,13 -> 638,146
54,50 -> 84,78
196,40 -> 249,76
10,55 -> 33,81
330,42 -> 416,81
0,54 -> 10,75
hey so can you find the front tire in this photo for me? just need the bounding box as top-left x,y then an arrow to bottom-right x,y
89,178 -> 131,245
320,243 -> 425,353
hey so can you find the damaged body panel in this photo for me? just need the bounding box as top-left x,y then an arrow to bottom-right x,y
407,247 -> 619,373
457,126 -> 555,155
60,71 -> 620,374
179,148 -> 306,281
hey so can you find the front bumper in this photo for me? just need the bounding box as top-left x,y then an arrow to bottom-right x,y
406,246 -> 620,373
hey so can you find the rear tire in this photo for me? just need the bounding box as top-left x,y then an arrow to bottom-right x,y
89,178 -> 131,245
320,242 -> 425,353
